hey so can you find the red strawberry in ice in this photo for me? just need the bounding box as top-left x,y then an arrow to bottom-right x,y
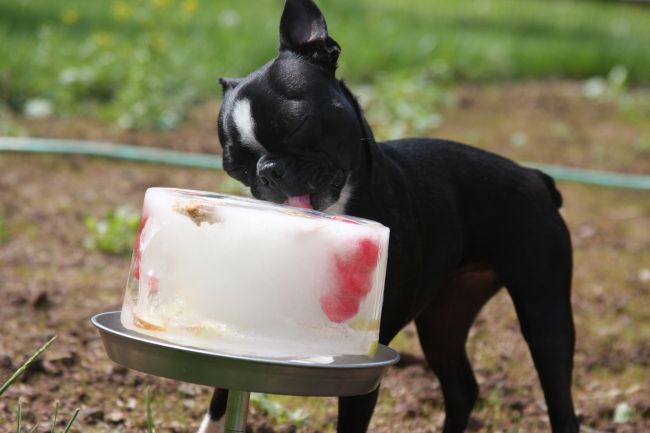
336,237 -> 380,296
335,257 -> 373,298
148,274 -> 160,293
320,237 -> 380,323
132,256 -> 141,279
357,238 -> 380,270
132,215 -> 148,279
320,291 -> 360,323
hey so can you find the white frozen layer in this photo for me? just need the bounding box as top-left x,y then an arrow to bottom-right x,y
121,188 -> 389,359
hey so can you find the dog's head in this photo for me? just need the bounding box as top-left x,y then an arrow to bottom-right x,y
217,0 -> 369,212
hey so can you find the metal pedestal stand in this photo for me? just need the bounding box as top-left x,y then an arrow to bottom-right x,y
92,312 -> 399,432
224,390 -> 249,433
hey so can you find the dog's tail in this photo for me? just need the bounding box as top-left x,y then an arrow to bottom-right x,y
535,169 -> 563,208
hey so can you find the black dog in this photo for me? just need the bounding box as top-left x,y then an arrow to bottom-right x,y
198,1 -> 578,432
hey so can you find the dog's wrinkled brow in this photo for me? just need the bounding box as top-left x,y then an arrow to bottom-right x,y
287,115 -> 311,139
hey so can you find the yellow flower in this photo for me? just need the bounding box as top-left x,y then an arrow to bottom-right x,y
111,1 -> 132,20
93,31 -> 113,48
150,33 -> 167,54
181,0 -> 198,15
151,0 -> 172,9
60,8 -> 79,25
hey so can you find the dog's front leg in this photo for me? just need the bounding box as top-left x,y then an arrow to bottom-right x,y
335,314 -> 407,433
197,388 -> 228,433
337,388 -> 381,433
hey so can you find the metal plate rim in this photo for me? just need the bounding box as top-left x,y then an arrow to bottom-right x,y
91,311 -> 399,369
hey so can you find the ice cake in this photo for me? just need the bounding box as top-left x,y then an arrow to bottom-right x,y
121,188 -> 389,358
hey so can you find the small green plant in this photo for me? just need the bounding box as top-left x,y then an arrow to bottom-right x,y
581,65 -> 650,126
250,393 -> 308,427
0,213 -> 8,244
582,65 -> 629,101
613,401 -> 634,423
1,337 -> 80,433
84,205 -> 140,255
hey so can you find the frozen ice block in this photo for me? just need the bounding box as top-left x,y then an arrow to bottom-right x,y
121,187 -> 389,359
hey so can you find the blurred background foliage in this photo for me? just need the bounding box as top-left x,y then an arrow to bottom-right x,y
0,0 -> 649,131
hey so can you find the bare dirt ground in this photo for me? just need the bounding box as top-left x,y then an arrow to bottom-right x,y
1,82 -> 649,432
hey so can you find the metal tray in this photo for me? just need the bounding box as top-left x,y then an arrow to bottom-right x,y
92,311 -> 399,397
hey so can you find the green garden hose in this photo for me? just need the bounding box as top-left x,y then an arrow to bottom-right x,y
0,137 -> 222,170
524,162 -> 650,191
1,137 -> 649,191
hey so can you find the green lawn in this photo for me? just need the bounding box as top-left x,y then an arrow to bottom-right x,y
1,0 -> 650,129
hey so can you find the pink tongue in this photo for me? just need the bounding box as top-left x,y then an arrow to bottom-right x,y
284,195 -> 313,209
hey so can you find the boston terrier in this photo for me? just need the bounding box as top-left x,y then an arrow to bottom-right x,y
199,0 -> 579,432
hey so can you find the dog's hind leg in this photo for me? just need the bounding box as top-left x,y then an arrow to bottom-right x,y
415,265 -> 502,433
197,388 -> 228,433
497,225 -> 579,433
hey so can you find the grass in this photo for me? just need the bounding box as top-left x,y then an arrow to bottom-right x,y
0,337 -> 56,397
1,0 -> 650,129
0,213 -> 8,244
146,386 -> 154,433
1,337 -> 80,433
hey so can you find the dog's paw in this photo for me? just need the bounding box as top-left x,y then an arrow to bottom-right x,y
196,413 -> 224,433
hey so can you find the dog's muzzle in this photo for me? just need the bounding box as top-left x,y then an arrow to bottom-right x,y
252,155 -> 345,211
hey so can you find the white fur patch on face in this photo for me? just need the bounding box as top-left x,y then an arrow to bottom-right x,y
325,178 -> 353,215
232,98 -> 265,154
196,413 -> 223,433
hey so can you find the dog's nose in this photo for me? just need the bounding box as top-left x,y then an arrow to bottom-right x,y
257,158 -> 286,186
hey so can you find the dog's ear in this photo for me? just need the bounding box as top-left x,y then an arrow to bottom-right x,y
218,77 -> 242,95
279,0 -> 340,72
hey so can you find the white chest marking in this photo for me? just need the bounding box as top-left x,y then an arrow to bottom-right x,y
326,179 -> 354,215
232,98 -> 265,154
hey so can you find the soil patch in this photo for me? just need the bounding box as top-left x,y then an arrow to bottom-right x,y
1,82 -> 649,432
